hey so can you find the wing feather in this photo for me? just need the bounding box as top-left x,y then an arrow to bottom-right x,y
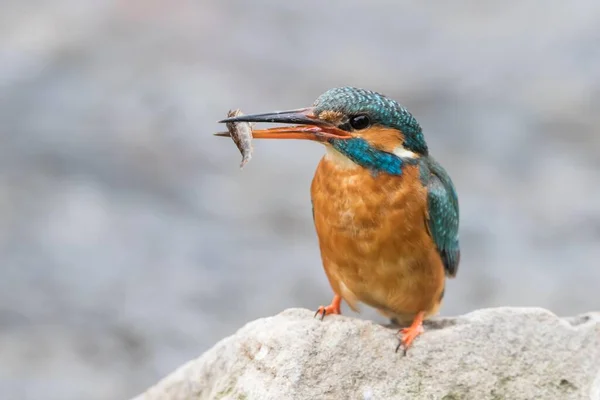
424,158 -> 460,277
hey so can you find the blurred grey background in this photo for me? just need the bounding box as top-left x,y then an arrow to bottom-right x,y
1,1 -> 599,399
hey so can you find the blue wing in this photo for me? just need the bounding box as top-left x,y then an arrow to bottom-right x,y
423,158 -> 460,277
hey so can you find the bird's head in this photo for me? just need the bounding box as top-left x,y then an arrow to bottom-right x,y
218,87 -> 428,167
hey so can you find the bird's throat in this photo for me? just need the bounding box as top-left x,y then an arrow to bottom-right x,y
329,138 -> 408,175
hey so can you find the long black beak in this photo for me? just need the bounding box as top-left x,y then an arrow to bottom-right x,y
216,107 -> 351,141
218,107 -> 332,126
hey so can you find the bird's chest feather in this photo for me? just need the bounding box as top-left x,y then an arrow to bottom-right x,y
311,148 -> 428,254
310,148 -> 443,315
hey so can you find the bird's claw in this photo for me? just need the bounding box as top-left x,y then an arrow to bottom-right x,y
314,306 -> 326,320
395,312 -> 425,355
314,295 -> 342,320
395,324 -> 424,355
314,304 -> 341,320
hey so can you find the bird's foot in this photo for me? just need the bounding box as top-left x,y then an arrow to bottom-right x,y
395,311 -> 425,355
314,294 -> 342,320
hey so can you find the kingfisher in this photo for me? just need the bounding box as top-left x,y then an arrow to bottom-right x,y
218,87 -> 460,353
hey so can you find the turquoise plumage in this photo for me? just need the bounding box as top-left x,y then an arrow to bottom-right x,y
421,157 -> 461,277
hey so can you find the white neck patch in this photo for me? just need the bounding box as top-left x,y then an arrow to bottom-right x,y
393,146 -> 418,159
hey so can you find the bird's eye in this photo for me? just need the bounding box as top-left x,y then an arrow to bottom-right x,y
349,115 -> 370,130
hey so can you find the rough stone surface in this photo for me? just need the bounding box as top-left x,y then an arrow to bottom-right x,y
133,308 -> 600,400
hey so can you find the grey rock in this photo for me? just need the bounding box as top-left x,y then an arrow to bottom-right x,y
133,308 -> 600,400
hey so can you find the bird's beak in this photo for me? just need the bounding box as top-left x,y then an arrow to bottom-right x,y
216,107 -> 351,141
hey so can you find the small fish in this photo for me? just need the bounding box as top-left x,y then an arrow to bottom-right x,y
215,109 -> 253,169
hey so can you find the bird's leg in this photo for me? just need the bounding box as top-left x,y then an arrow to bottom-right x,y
396,311 -> 425,355
314,294 -> 342,320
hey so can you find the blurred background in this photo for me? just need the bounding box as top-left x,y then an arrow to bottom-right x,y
1,1 -> 599,399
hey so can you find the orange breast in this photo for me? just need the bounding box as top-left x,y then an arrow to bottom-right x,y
310,151 -> 445,322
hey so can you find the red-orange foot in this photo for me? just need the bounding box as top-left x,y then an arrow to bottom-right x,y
314,294 -> 342,320
396,311 -> 425,355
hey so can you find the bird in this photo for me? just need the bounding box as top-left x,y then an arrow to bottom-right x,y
218,87 -> 460,353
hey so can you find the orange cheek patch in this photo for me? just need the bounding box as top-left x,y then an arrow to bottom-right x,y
356,126 -> 405,153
